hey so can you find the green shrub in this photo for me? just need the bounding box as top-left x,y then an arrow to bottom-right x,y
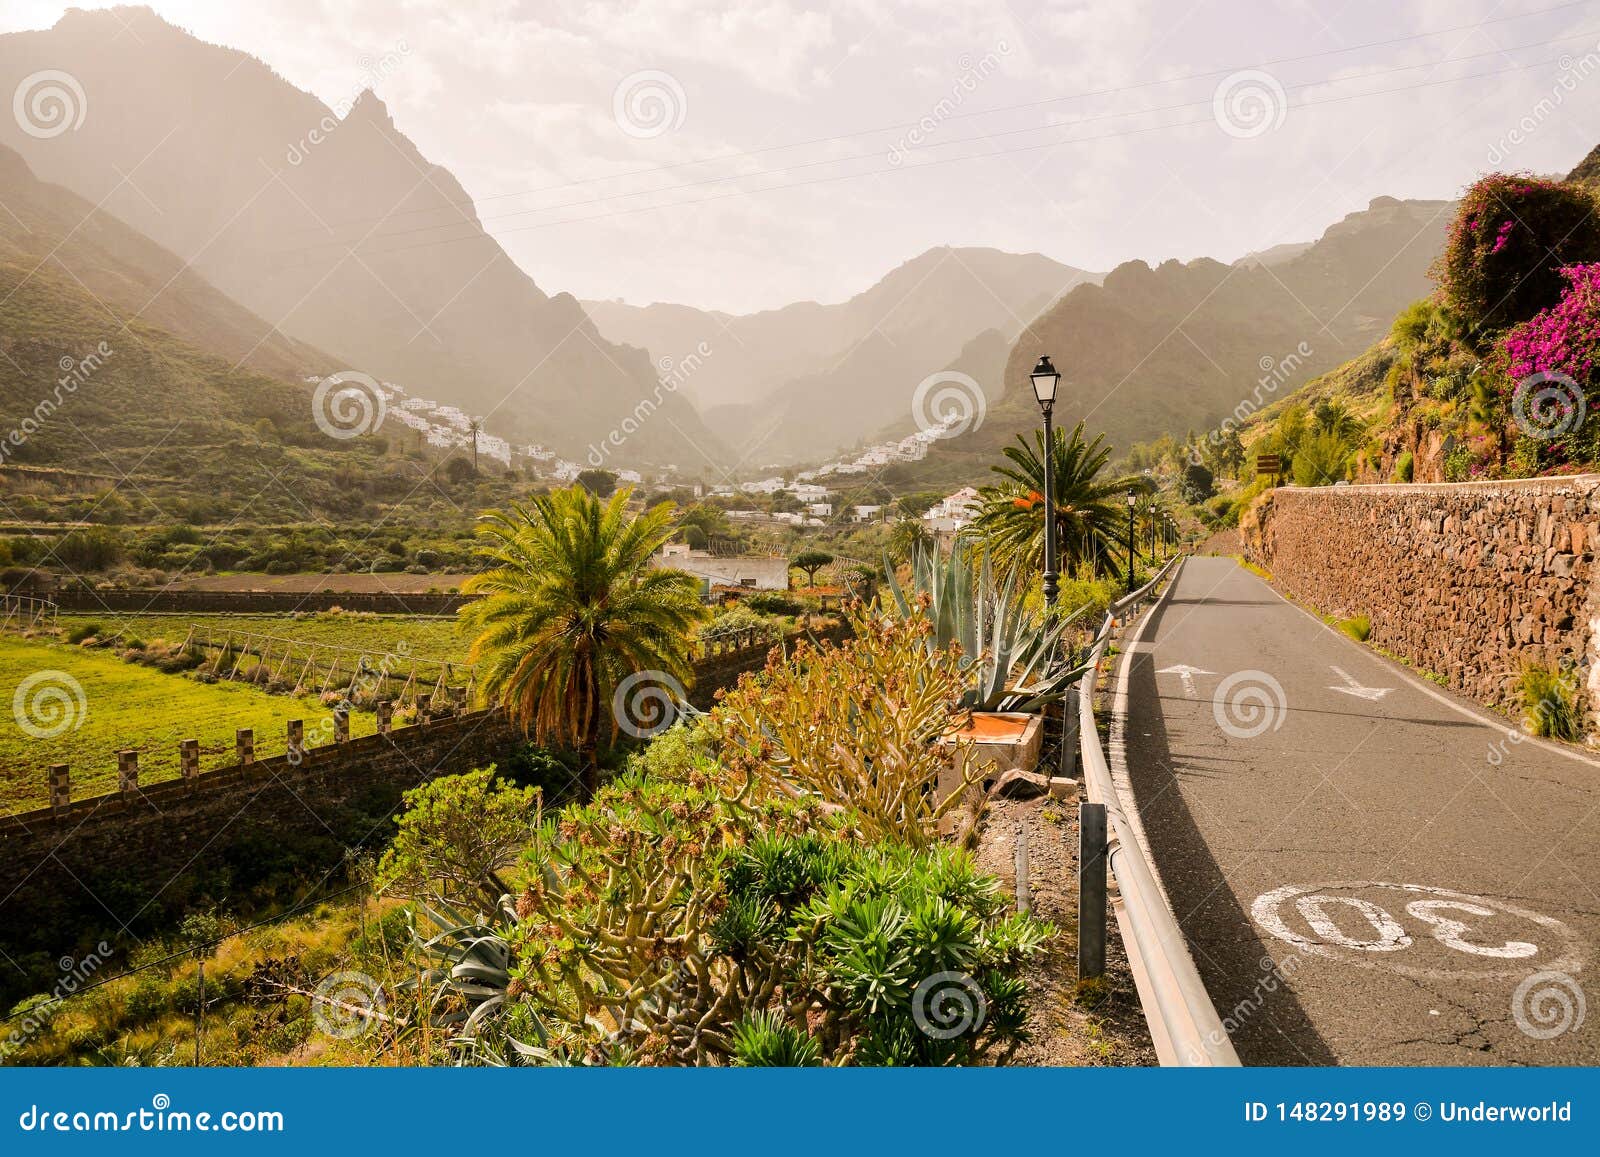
745,591 -> 803,616
1336,614 -> 1371,642
1393,452 -> 1414,483
1520,663 -> 1582,741
1291,432 -> 1350,486
64,621 -> 103,644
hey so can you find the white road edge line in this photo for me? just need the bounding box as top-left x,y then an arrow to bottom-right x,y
1108,555 -> 1188,918
1241,558 -> 1600,771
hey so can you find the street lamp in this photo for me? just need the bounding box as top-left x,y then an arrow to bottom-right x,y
1125,489 -> 1138,594
1030,355 -> 1061,606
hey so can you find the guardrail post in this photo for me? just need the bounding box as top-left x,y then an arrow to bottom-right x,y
117,750 -> 138,796
180,739 -> 199,787
1058,688 -> 1079,778
1078,801 -> 1107,981
49,764 -> 69,814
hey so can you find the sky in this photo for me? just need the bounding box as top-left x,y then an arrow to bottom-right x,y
5,0 -> 1600,313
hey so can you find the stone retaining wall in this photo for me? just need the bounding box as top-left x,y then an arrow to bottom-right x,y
0,710 -> 521,980
53,589 -> 474,615
1242,476 -> 1600,730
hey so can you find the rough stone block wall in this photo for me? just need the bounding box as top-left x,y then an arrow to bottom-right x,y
0,709 -> 520,1002
51,589 -> 474,615
1243,476 -> 1600,727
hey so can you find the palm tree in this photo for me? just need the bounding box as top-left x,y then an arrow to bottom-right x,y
461,485 -> 706,797
970,422 -> 1140,582
889,517 -> 933,563
1311,399 -> 1363,444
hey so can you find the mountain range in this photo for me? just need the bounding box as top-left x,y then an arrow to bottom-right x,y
0,6 -> 1461,489
585,248 -> 1098,464
0,6 -> 722,467
896,194 -> 1454,485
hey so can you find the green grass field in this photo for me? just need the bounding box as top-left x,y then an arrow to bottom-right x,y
0,635 -> 381,812
55,611 -> 472,665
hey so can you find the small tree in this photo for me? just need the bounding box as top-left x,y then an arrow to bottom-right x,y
575,469 -> 618,497
375,768 -> 539,907
444,456 -> 476,484
1179,461 -> 1215,503
790,549 -> 833,586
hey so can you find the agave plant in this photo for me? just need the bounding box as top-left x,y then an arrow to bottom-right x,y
883,542 -> 1089,712
402,900 -> 536,1053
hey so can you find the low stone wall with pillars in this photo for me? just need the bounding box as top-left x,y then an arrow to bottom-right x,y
0,709 -> 521,967
1242,475 -> 1600,733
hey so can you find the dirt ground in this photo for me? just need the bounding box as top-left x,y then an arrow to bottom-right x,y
973,794 -> 1157,1066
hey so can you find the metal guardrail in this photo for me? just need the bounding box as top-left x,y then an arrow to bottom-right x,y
1077,556 -> 1241,1066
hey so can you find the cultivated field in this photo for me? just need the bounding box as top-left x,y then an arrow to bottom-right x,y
54,611 -> 472,665
0,635 -> 380,812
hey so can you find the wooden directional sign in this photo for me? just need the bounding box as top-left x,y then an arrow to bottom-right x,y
1255,454 -> 1282,476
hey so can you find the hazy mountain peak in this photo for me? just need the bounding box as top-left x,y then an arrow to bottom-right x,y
0,11 -> 723,464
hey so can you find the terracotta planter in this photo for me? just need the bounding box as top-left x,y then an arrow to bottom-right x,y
935,711 -> 1043,830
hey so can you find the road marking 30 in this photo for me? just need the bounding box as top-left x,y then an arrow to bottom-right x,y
1252,881 -> 1583,979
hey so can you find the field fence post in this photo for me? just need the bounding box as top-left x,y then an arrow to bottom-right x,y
376,701 -> 393,735
236,728 -> 254,765
287,719 -> 304,762
117,750 -> 138,796
49,764 -> 69,814
180,738 -> 199,787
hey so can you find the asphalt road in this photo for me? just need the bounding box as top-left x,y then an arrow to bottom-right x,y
1119,555 -> 1600,1065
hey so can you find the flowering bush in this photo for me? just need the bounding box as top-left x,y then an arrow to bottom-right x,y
1503,263 -> 1600,384
1499,263 -> 1600,470
1435,174 -> 1600,336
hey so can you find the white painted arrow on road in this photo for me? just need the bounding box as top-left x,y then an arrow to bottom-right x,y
1329,666 -> 1393,701
1158,664 -> 1215,698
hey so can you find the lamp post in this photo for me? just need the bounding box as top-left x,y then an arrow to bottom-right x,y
1125,490 -> 1138,594
1030,356 -> 1061,606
